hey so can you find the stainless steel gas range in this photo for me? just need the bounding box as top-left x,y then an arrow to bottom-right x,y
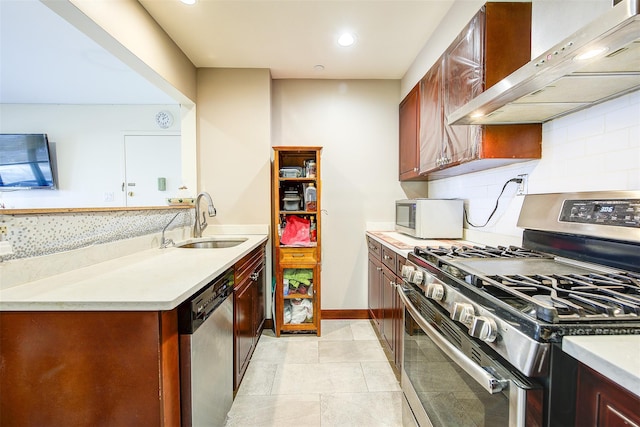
398,191 -> 640,427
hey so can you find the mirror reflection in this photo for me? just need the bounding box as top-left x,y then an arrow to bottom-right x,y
0,0 -> 184,209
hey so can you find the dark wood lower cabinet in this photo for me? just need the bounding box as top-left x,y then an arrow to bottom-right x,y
0,310 -> 180,427
367,236 -> 404,372
576,363 -> 640,427
233,243 -> 266,391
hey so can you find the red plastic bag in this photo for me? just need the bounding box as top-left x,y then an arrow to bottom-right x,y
281,215 -> 310,246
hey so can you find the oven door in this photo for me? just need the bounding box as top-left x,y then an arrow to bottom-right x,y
397,285 -> 542,427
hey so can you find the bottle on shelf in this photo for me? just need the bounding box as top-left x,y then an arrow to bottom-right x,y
310,215 -> 317,242
305,183 -> 317,211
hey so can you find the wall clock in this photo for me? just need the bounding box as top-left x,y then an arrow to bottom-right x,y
155,110 -> 174,129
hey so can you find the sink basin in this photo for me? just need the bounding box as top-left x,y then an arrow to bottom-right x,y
176,237 -> 248,249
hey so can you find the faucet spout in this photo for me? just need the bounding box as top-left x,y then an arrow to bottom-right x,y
193,192 -> 217,238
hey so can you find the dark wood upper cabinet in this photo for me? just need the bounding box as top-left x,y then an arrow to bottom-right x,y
400,2 -> 542,181
399,83 -> 420,180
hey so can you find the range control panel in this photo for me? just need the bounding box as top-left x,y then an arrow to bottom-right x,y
560,199 -> 640,228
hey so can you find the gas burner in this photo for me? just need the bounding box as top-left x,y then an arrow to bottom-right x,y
421,245 -> 551,259
478,271 -> 640,323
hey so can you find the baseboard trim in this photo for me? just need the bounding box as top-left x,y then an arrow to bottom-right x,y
321,309 -> 370,320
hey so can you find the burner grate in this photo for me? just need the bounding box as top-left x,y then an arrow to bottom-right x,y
419,245 -> 553,259
481,272 -> 640,323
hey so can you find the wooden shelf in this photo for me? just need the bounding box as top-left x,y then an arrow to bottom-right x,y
284,293 -> 313,299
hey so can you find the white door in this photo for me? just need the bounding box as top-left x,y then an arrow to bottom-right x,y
124,135 -> 181,206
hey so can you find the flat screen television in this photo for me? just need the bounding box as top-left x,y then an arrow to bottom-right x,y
0,134 -> 56,189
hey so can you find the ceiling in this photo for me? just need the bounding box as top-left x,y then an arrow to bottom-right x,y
1,0 -> 455,104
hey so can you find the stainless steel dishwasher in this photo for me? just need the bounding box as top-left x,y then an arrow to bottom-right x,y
179,267 -> 234,427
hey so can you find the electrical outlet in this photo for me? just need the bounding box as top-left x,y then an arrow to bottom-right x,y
0,225 -> 7,235
516,174 -> 528,196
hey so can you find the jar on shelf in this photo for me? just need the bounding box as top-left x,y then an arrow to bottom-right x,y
305,183 -> 317,211
305,160 -> 316,178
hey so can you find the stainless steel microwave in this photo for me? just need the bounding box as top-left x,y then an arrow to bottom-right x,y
395,199 -> 463,239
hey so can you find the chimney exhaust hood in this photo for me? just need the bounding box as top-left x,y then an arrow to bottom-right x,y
448,0 -> 640,125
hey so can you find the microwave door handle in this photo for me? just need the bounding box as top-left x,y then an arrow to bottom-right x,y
396,285 -> 508,395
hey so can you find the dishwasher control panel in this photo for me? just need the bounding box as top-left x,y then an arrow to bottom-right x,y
178,267 -> 234,334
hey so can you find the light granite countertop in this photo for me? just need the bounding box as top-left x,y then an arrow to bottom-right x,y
563,335 -> 640,397
0,233 -> 268,312
365,230 -> 469,257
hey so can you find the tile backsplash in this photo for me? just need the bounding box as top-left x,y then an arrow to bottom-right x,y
0,208 -> 192,260
429,90 -> 640,243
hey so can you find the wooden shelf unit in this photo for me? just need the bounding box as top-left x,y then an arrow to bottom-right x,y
272,146 -> 322,337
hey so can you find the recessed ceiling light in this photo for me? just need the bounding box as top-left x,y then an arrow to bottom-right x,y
337,32 -> 356,47
313,65 -> 325,72
180,0 -> 197,5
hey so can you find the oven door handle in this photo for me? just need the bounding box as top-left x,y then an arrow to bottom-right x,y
397,285 -> 508,394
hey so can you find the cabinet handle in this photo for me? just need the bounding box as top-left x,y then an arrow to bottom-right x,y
292,253 -> 304,257
377,267 -> 382,271
384,255 -> 391,260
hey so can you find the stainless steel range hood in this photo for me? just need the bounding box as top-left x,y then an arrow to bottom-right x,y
448,0 -> 640,125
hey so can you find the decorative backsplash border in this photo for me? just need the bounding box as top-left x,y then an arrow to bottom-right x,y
0,208 -> 193,260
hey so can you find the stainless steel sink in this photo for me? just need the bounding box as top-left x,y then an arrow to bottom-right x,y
176,237 -> 248,249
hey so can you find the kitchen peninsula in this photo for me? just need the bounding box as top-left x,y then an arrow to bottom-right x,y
0,230 -> 267,426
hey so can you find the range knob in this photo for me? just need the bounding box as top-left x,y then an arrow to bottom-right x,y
469,316 -> 498,343
410,270 -> 424,285
401,265 -> 415,280
425,283 -> 445,301
451,302 -> 475,326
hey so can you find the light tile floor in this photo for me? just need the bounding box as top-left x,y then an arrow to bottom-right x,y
225,319 -> 414,427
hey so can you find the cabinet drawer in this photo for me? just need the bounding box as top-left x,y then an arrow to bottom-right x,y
381,246 -> 396,272
396,255 -> 407,279
279,247 -> 317,264
235,245 -> 265,284
367,236 -> 382,260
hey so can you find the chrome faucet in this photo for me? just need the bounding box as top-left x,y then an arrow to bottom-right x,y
160,212 -> 181,248
193,192 -> 217,238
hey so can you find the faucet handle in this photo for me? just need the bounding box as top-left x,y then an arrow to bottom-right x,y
160,238 -> 175,249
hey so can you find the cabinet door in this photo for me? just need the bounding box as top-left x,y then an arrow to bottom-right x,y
234,280 -> 254,388
444,9 -> 484,167
276,262 -> 320,335
381,268 -> 396,356
399,84 -> 421,180
368,256 -> 383,328
253,262 -> 265,338
576,363 -> 640,427
419,57 -> 445,174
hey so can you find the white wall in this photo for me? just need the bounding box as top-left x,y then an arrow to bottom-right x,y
196,68 -> 274,315
0,104 -> 181,208
272,79 -> 416,310
196,68 -> 272,226
428,91 -> 640,246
